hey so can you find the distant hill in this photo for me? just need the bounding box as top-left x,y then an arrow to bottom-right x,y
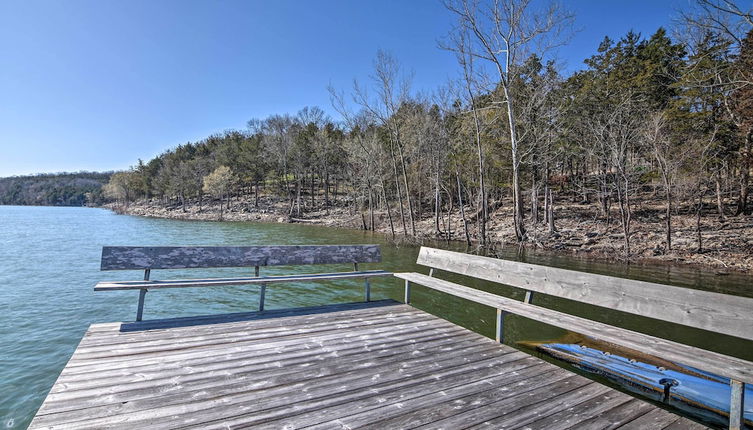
0,172 -> 113,206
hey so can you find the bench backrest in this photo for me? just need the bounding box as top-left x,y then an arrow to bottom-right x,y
417,247 -> 753,342
101,245 -> 381,271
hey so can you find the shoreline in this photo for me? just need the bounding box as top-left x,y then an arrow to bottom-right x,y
105,197 -> 753,274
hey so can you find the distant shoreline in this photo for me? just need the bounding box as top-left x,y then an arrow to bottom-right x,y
104,197 -> 753,274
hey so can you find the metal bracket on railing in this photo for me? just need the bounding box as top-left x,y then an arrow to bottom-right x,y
730,380 -> 745,430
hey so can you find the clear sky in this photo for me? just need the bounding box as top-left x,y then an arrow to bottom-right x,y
0,0 -> 686,176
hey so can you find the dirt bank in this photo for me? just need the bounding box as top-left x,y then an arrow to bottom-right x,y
107,195 -> 753,273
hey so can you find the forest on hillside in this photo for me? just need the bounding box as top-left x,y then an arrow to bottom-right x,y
0,172 -> 112,206
103,0 -> 753,257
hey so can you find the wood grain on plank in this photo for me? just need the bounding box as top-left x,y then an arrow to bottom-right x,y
29,301 -> 706,430
101,245 -> 382,270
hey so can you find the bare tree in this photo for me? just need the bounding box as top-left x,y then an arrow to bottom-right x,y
450,28 -> 490,245
443,0 -> 574,242
203,165 -> 233,220
588,95 -> 644,256
352,51 -> 417,237
680,0 -> 752,47
644,112 -> 694,251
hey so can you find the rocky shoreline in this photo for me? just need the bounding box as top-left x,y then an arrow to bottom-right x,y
106,196 -> 753,274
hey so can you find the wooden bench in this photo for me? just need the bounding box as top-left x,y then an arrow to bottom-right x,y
396,246 -> 753,430
95,245 -> 391,321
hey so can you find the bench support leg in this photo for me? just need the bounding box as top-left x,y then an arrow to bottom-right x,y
496,309 -> 508,343
354,263 -> 371,302
404,280 -> 411,304
730,380 -> 745,430
524,290 -> 534,304
259,284 -> 267,312
136,288 -> 147,322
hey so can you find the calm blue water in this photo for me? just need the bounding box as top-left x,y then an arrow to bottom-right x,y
1,206 -> 751,429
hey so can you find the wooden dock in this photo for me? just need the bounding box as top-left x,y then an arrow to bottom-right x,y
30,300 -> 706,429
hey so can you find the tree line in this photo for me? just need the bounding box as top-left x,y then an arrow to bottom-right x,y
0,172 -> 112,206
104,0 -> 753,256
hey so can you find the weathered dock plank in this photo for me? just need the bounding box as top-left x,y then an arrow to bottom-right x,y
29,301 -> 707,429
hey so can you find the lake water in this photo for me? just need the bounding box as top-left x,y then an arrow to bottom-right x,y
1,205 -> 751,429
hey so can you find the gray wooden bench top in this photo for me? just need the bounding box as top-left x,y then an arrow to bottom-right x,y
399,246 -> 753,430
96,245 -> 390,321
395,272 -> 753,385
100,245 -> 382,270
415,247 -> 753,342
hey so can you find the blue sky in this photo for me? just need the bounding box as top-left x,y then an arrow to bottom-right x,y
0,0 -> 685,176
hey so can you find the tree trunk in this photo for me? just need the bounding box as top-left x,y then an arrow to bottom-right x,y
296,178 -> 302,217
310,171 -> 315,208
502,84 -> 525,242
456,170 -> 471,246
396,142 -> 416,236
471,104 -> 487,246
736,130 -> 752,215
664,184 -> 672,251
616,175 -> 631,256
254,181 -> 259,208
379,178 -> 396,240
696,192 -> 703,252
547,188 -> 556,233
434,170 -> 441,234
445,188 -> 453,242
219,194 -> 224,221
368,184 -> 374,231
544,164 -> 550,225
389,142 -> 407,236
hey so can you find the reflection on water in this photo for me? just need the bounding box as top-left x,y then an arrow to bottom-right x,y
0,205 -> 750,429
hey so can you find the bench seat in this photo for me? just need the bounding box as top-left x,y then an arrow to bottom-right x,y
96,270 -> 392,291
395,271 -> 753,386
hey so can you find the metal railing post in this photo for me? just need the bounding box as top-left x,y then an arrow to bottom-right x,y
259,284 -> 267,311
254,265 -> 266,311
730,380 -> 745,430
354,263 -> 371,302
136,269 -> 150,322
404,280 -> 411,304
496,308 -> 508,343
